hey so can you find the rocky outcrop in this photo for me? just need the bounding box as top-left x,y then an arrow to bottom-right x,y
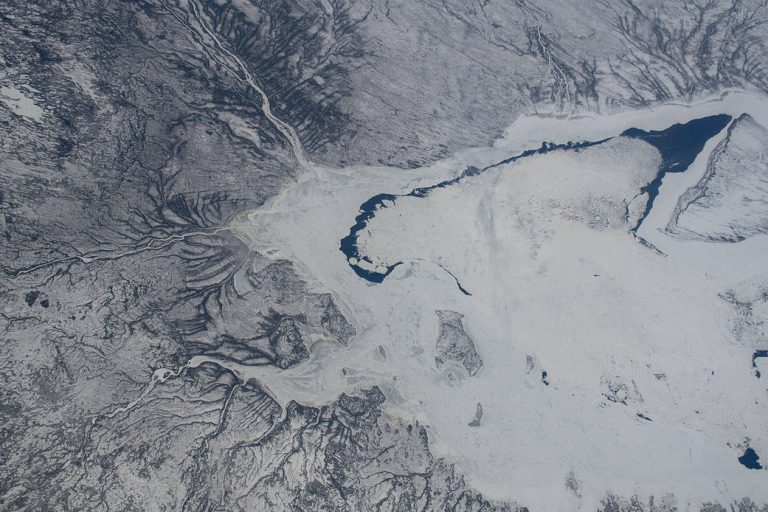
434,310 -> 483,377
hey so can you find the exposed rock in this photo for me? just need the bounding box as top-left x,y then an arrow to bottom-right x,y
3,0 -> 768,509
468,402 -> 484,427
434,309 -> 483,377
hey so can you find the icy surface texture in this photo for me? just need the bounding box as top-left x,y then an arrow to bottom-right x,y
2,0 -> 768,511
668,114 -> 768,242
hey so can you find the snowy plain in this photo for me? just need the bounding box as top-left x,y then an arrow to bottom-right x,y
230,90 -> 768,511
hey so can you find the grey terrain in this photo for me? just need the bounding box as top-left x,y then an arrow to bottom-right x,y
434,310 -> 483,377
468,402 -> 483,427
2,0 -> 768,511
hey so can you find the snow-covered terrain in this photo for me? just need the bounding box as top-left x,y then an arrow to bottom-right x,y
667,114 -> 768,243
233,91 -> 768,511
6,1 -> 768,509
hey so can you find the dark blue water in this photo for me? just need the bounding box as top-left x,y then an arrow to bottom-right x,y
340,115 -> 732,285
622,114 -> 732,231
406,139 -> 610,199
752,350 -> 768,378
436,264 -> 472,296
738,447 -> 763,470
339,140 -> 609,283
338,193 -> 403,282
